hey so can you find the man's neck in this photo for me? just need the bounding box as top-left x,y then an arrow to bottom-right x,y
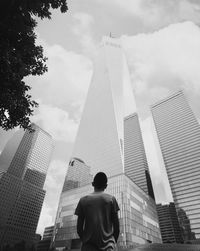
94,188 -> 104,193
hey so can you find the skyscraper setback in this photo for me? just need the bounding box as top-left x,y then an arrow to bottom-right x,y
151,90 -> 200,239
0,124 -> 53,245
52,37 -> 161,249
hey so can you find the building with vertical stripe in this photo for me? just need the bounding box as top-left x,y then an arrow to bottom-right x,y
124,113 -> 155,199
151,90 -> 200,239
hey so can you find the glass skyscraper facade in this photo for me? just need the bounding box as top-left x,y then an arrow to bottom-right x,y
151,90 -> 200,239
124,113 -> 155,200
62,158 -> 93,193
156,203 -> 183,243
0,124 -> 53,245
52,37 -> 161,250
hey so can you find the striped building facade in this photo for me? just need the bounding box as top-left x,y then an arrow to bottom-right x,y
151,90 -> 200,239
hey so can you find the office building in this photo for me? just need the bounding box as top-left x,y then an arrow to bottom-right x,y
124,113 -> 155,199
62,157 -> 93,193
0,124 -> 53,245
156,203 -> 183,243
151,90 -> 200,239
37,226 -> 54,251
43,225 -> 54,240
52,37 -> 161,249
177,208 -> 196,241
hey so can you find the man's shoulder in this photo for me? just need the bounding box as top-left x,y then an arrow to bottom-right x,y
81,192 -> 114,199
99,192 -> 118,204
80,192 -> 117,202
102,192 -> 115,199
79,195 -> 90,202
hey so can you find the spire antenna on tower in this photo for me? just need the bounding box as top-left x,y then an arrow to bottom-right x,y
109,32 -> 114,38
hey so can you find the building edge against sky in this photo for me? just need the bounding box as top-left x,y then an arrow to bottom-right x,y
52,36 -> 161,249
151,90 -> 200,240
0,123 -> 53,246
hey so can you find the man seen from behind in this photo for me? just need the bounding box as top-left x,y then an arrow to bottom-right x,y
75,172 -> 120,251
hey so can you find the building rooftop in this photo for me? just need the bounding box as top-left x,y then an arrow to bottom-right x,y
151,90 -> 184,108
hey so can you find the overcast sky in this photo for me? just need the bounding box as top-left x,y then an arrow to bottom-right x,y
1,0 -> 200,235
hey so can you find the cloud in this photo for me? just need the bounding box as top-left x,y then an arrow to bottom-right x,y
121,21 -> 200,119
73,12 -> 94,30
32,103 -> 78,143
37,202 -> 53,235
72,12 -> 97,56
28,39 -> 92,117
37,160 -> 67,234
110,0 -> 162,26
178,0 -> 200,24
96,0 -> 200,30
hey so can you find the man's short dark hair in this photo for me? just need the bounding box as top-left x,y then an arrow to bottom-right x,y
92,172 -> 107,189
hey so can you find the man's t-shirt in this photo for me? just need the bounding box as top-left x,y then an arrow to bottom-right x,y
75,192 -> 120,251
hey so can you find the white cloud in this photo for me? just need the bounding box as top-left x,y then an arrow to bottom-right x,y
32,103 -> 78,142
37,160 -> 67,235
96,0 -> 200,29
44,160 -> 67,192
121,21 -> 200,118
72,12 -> 97,56
96,0 -> 142,16
28,39 -> 92,115
73,12 -> 94,30
179,0 -> 200,24
113,0 -> 162,26
37,202 -> 53,235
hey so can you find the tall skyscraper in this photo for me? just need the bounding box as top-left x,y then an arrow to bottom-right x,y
151,90 -> 200,239
52,37 -> 161,249
156,203 -> 183,243
0,124 -> 53,245
124,113 -> 155,199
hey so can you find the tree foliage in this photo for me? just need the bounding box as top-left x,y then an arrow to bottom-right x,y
0,0 -> 68,130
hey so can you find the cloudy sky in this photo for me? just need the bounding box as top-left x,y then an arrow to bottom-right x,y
1,0 -> 200,235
